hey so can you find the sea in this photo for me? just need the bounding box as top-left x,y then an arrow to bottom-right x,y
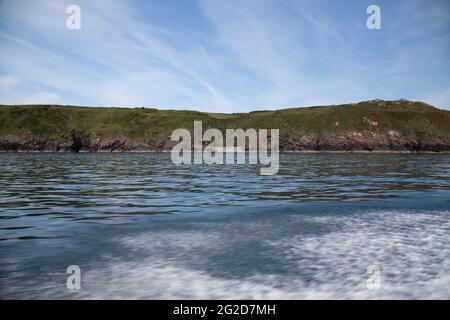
0,153 -> 449,299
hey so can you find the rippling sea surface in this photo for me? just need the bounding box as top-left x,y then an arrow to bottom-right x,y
0,153 -> 449,299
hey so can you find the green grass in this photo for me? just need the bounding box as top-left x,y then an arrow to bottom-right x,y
0,100 -> 449,142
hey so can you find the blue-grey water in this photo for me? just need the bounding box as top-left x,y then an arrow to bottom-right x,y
0,153 -> 449,299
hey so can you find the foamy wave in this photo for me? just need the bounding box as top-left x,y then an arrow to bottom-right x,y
3,209 -> 449,299
70,210 -> 450,299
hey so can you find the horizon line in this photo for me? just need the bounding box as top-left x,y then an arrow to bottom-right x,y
0,98 -> 446,114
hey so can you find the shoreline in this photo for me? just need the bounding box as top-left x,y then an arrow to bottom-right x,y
1,150 -> 450,154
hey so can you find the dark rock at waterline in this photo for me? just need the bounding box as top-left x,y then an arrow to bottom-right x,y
1,131 -> 449,153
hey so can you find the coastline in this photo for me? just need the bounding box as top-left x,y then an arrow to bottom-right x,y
1,150 -> 450,154
2,100 -> 450,153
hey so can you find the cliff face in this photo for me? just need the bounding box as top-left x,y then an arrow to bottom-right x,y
1,99 -> 450,152
0,131 -> 173,152
1,130 -> 449,153
279,132 -> 450,152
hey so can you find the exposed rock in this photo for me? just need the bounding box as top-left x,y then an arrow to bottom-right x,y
363,117 -> 378,127
2,130 -> 448,153
278,132 -> 450,152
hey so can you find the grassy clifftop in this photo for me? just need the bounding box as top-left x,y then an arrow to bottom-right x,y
1,99 -> 449,152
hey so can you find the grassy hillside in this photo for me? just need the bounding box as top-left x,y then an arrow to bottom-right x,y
1,99 -> 449,152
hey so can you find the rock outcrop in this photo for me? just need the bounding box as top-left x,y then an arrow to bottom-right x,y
279,132 -> 450,152
2,131 -> 449,153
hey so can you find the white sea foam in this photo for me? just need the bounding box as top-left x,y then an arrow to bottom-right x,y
2,209 -> 448,299
68,210 -> 450,299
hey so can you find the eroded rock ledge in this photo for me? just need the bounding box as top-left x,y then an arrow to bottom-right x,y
1,131 -> 449,153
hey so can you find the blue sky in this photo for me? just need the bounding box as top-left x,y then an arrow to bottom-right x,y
0,0 -> 449,112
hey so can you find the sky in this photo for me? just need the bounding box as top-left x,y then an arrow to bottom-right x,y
0,0 -> 449,112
